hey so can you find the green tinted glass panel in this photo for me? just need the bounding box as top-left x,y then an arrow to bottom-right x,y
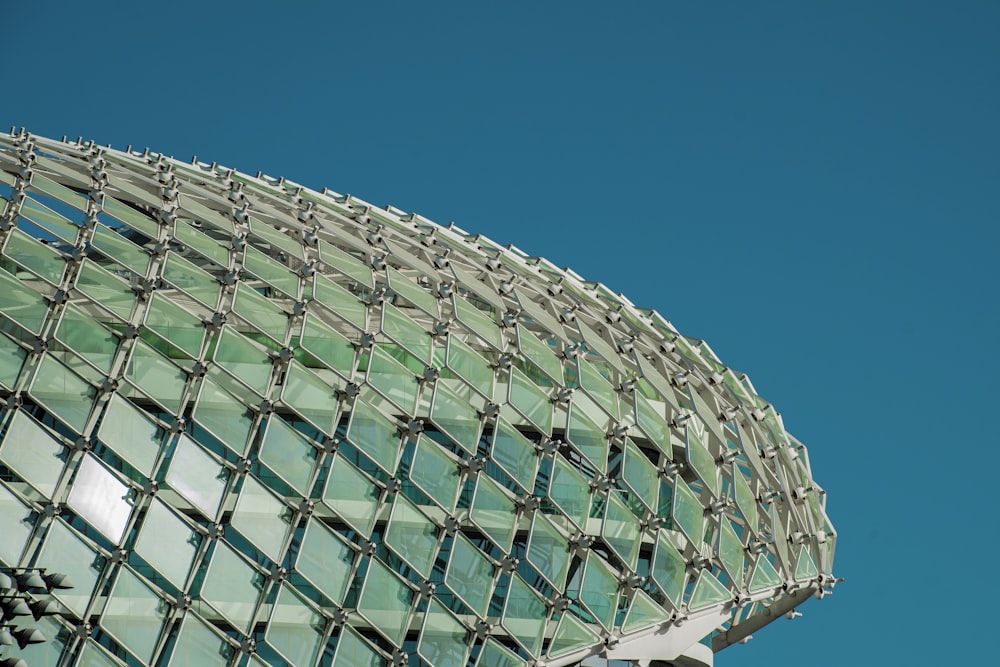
233,283 -> 287,342
145,292 -> 204,357
102,195 -> 159,238
387,266 -> 437,317
55,304 -> 117,372
194,377 -> 253,453
409,435 -> 462,512
0,335 -> 26,389
35,520 -> 100,617
430,381 -> 480,455
348,398 -> 400,475
266,585 -> 325,667
90,224 -> 149,275
445,335 -> 493,397
0,483 -> 34,566
794,545 -> 819,581
366,346 -> 418,414
622,439 -> 658,513
281,361 -> 339,435
577,357 -> 619,420
748,555 -> 782,593
75,260 -> 134,319
297,519 -> 355,606
1,411 -> 65,497
418,598 -> 468,667
20,196 -> 78,243
323,455 -> 381,538
162,253 -> 220,308
357,559 -> 413,647
548,610 -> 600,659
165,434 -> 229,519
168,614 -> 231,665
565,405 -> 607,471
200,543 -> 263,631
622,588 -> 671,634
452,296 -> 503,350
527,512 -> 571,589
686,427 -> 719,497
319,241 -> 373,288
508,367 -> 552,434
0,267 -> 48,333
31,355 -> 94,432
444,534 -> 494,618
385,494 -> 438,577
300,314 -> 355,379
688,569 -> 730,612
578,554 -> 619,630
3,228 -> 65,283
313,274 -> 366,330
651,531 -> 686,607
244,245 -> 299,298
134,499 -> 199,588
212,327 -> 271,394
98,394 -> 161,475
125,341 -> 187,412
602,491 -> 641,569
230,475 -> 292,562
381,303 -> 431,363
101,567 -> 167,664
173,221 -> 229,266
31,173 -> 89,211
548,455 -> 590,529
671,479 -> 704,546
469,475 -> 517,552
501,574 -> 547,657
260,417 -> 316,496
490,418 -> 537,492
66,455 -> 132,543
516,326 -> 563,384
718,519 -> 745,582
634,390 -> 672,456
333,625 -> 384,667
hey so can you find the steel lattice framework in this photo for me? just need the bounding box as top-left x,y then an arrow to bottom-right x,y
0,130 -> 836,667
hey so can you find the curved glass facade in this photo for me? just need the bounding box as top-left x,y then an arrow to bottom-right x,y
0,130 -> 835,666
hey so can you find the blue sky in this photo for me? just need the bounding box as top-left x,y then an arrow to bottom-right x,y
4,1 -> 998,664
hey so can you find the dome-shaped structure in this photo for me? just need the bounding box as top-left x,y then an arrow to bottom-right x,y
0,130 -> 836,666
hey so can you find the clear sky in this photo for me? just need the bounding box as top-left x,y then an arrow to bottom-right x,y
4,1 -> 998,664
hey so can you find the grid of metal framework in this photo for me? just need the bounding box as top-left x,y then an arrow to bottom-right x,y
0,130 -> 836,667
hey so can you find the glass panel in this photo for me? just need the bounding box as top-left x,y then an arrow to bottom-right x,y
125,341 -> 187,413
98,394 -> 162,475
621,588 -> 670,634
747,555 -> 782,593
173,220 -> 229,267
162,252 -> 220,308
260,416 -> 317,496
477,639 -> 522,667
103,195 -> 159,238
19,195 -> 79,244
0,483 -> 33,565
651,531 -> 686,607
101,567 -> 168,663
357,558 -> 413,647
232,283 -> 287,342
168,613 -> 232,665
323,455 -> 381,538
578,553 -> 619,630
381,303 -> 431,363
78,641 -> 127,667
230,475 -> 292,562
547,610 -> 600,659
266,585 -> 325,667
366,346 -> 418,415
194,377 -> 254,454
577,357 -> 619,420
165,434 -> 230,520
35,519 -> 100,617
300,314 -> 355,379
384,494 -> 439,578
469,475 -> 517,552
296,519 -> 355,606
548,455 -> 591,529
319,241 -> 373,288
1,410 -> 65,497
602,491 -> 641,569
409,435 -> 462,512
313,274 -> 366,330
565,405 -> 608,472
134,499 -> 199,589
144,293 -> 205,358
281,361 -> 339,435
526,512 -> 570,590
452,296 -> 503,350
508,367 -> 552,434
31,173 -> 89,211
444,335 -> 493,398
688,569 -> 730,612
3,228 -> 65,284
0,267 -> 48,333
634,391 -> 672,457
0,334 -> 27,389
347,397 -> 401,475
75,260 -> 134,320
55,304 -> 117,372
417,598 -> 469,667
387,266 -> 437,317
444,534 -> 494,618
718,519 -> 745,582
622,439 -> 658,514
430,380 -> 481,455
66,455 -> 133,544
501,574 -> 547,657
249,217 -> 303,261
671,479 -> 704,547
332,625 -> 385,667
686,427 -> 719,497
212,327 -> 272,394
244,245 -> 299,298
794,544 -> 819,581
90,224 -> 149,275
490,418 -> 537,493
199,542 -> 263,632
516,326 -> 563,384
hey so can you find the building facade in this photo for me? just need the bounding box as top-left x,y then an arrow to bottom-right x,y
0,131 -> 836,666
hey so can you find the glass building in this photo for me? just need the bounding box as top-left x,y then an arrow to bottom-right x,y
0,130 -> 836,666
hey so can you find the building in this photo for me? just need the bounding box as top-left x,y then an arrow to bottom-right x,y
0,130 -> 836,666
